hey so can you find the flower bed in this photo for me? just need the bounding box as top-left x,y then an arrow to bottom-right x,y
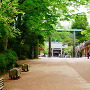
22,63 -> 29,72
9,68 -> 21,79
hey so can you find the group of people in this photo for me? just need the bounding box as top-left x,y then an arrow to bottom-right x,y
77,51 -> 90,59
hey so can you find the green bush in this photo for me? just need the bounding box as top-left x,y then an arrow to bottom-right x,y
0,54 -> 6,68
0,54 -> 7,74
5,49 -> 18,63
0,49 -> 18,75
5,49 -> 18,69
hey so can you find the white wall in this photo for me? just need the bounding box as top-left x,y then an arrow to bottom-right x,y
46,42 -> 68,49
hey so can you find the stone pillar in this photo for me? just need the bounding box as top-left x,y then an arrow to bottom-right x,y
73,31 -> 76,57
61,48 -> 62,57
52,48 -> 53,57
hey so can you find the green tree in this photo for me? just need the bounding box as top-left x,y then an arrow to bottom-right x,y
15,0 -> 58,58
72,12 -> 88,30
51,31 -> 73,45
10,0 -> 89,59
81,26 -> 90,40
63,46 -> 73,56
0,0 -> 20,52
71,12 -> 89,44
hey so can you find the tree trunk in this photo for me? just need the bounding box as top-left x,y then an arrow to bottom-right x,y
34,39 -> 39,59
48,37 -> 52,57
3,36 -> 8,51
28,46 -> 34,59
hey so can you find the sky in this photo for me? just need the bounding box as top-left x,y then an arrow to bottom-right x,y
60,5 -> 90,28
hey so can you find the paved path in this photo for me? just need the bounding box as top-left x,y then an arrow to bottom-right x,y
2,58 -> 90,90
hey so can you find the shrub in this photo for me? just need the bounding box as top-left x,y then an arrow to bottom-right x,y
5,49 -> 18,62
0,49 -> 18,75
5,49 -> 18,69
0,54 -> 6,67
0,54 -> 7,74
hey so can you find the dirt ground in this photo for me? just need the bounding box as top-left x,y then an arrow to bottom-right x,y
2,57 -> 90,90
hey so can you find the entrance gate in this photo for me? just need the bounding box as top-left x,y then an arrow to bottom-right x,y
48,29 -> 82,57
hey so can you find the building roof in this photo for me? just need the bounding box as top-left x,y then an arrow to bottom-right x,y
56,29 -> 82,32
46,42 -> 68,49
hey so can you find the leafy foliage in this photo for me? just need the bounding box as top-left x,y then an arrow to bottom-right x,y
72,12 -> 88,30
51,31 -> 73,45
0,0 -> 89,74
81,26 -> 90,40
0,0 -> 21,52
71,12 -> 89,44
0,0 -> 20,38
63,46 -> 73,56
0,54 -> 6,68
0,49 -> 18,75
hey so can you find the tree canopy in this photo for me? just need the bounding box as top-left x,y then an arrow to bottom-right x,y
71,12 -> 89,44
0,0 -> 20,38
0,0 -> 90,58
81,26 -> 90,40
72,12 -> 88,30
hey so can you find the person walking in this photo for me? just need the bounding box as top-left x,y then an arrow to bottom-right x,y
87,51 -> 90,59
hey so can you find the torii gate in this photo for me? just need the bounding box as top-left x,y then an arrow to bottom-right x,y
48,29 -> 82,57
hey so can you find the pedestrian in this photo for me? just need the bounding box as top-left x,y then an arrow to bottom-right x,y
87,51 -> 90,59
64,53 -> 67,58
59,53 -> 60,58
80,52 -> 82,57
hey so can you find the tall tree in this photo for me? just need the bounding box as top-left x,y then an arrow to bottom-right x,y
0,0 -> 20,52
11,0 -> 89,58
72,12 -> 88,30
71,12 -> 89,44
81,26 -> 90,40
51,31 -> 73,45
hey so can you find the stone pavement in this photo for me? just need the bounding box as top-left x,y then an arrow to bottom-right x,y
2,58 -> 90,90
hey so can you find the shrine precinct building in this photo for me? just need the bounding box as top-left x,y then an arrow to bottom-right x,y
46,42 -> 68,57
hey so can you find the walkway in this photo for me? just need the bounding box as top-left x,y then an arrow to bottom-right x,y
2,58 -> 90,90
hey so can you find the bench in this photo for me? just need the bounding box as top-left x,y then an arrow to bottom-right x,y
0,78 -> 4,90
9,68 -> 21,79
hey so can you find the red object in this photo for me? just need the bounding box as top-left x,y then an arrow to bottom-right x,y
38,47 -> 44,51
11,68 -> 18,71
